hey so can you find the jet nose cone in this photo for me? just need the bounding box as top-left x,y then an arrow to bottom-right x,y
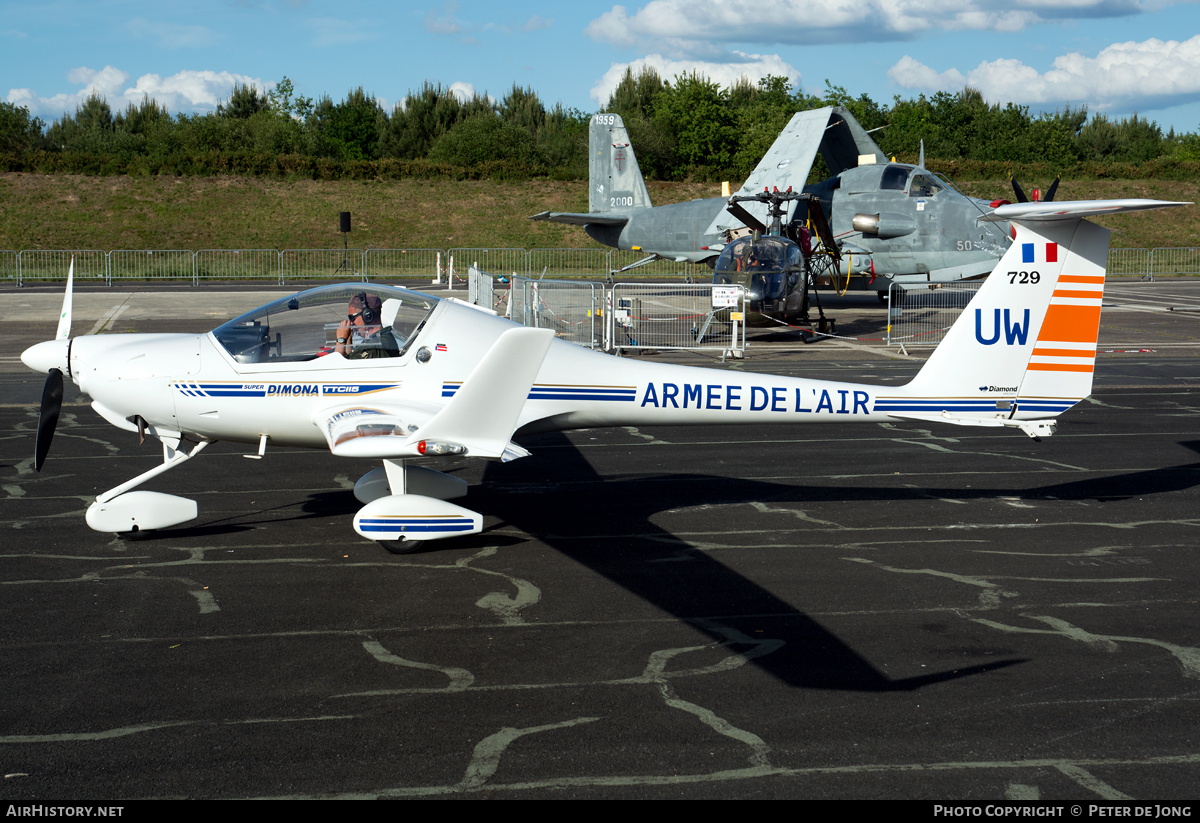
21,339 -> 70,374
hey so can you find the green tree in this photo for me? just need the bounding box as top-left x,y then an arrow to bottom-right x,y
115,95 -> 171,135
427,114 -> 535,165
653,72 -> 737,174
0,101 -> 45,154
218,83 -> 268,119
311,87 -> 384,160
731,75 -> 804,179
501,84 -> 546,135
605,65 -> 666,120
1076,112 -> 1165,162
267,76 -> 314,121
380,82 -> 493,160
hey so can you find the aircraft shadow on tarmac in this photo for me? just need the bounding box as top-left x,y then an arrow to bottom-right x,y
464,431 -> 1034,694
122,437 -> 1200,692
463,433 -> 1200,692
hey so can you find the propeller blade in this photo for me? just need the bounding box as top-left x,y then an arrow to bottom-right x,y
55,257 -> 74,341
1044,176 -> 1060,203
1011,177 -> 1028,204
34,368 -> 64,472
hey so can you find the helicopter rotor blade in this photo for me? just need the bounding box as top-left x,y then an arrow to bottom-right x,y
725,200 -> 767,235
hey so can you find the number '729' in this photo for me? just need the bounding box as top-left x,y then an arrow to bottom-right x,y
1008,271 -> 1040,284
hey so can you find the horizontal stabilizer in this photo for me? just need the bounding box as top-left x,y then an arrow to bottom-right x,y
530,211 -> 630,227
887,412 -> 1057,440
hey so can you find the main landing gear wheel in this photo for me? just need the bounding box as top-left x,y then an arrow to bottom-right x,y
379,539 -> 421,555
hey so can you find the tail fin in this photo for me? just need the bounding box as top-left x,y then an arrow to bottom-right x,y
895,199 -> 1188,436
589,113 -> 651,213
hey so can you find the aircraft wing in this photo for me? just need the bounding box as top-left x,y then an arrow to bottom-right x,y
530,211 -> 630,227
316,327 -> 555,461
705,108 -> 832,236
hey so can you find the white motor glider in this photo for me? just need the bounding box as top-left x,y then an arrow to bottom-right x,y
21,199 -> 1188,551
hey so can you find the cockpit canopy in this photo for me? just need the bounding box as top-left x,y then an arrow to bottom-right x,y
713,236 -> 803,304
212,283 -> 438,364
879,164 -> 943,197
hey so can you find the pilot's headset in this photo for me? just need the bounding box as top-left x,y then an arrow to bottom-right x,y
353,292 -> 381,326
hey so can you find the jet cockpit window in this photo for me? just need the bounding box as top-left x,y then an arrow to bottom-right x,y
212,283 -> 438,365
880,165 -> 912,191
908,173 -> 943,197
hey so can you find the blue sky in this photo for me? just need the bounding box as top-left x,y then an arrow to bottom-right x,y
4,0 -> 1200,135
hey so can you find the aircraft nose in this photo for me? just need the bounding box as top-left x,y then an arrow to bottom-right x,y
21,339 -> 70,374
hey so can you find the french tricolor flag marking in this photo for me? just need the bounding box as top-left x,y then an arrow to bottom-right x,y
1022,242 -> 1058,263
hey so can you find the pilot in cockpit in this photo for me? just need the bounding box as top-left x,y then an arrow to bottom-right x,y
335,292 -> 391,359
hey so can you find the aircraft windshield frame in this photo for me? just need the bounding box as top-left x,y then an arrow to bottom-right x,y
211,283 -> 439,366
713,236 -> 797,277
712,236 -> 801,304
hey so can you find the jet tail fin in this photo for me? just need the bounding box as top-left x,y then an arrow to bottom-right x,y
590,113 -> 652,213
894,199 -> 1189,434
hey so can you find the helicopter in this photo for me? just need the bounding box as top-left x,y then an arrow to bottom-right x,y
533,109 -> 1017,314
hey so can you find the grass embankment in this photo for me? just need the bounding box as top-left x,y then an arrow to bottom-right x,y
1,173 -> 1196,252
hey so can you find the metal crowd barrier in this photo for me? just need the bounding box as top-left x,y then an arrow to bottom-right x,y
608,250 -> 706,282
195,249 -> 280,283
886,282 -> 983,347
109,250 -> 195,283
365,249 -> 444,282
506,277 -> 744,355
1108,248 -> 1153,280
17,250 -> 109,284
466,264 -> 495,311
0,250 -> 17,283
280,249 -> 364,284
1150,247 -> 1200,279
528,248 -> 611,280
609,282 -> 745,356
3,247 -> 1195,288
448,248 -> 527,289
510,277 -> 607,349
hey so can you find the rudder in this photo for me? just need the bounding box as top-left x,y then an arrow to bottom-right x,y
902,216 -> 1104,419
589,113 -> 652,213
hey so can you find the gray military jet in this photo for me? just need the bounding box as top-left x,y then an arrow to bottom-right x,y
531,108 -> 1014,303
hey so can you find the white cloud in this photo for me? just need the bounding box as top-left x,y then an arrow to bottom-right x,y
590,52 -> 801,104
448,81 -> 476,102
586,0 -> 1158,54
887,55 -> 967,93
889,34 -> 1200,112
304,17 -> 381,47
8,66 -> 273,117
523,14 -> 554,31
126,18 -> 218,48
425,1 -> 467,35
